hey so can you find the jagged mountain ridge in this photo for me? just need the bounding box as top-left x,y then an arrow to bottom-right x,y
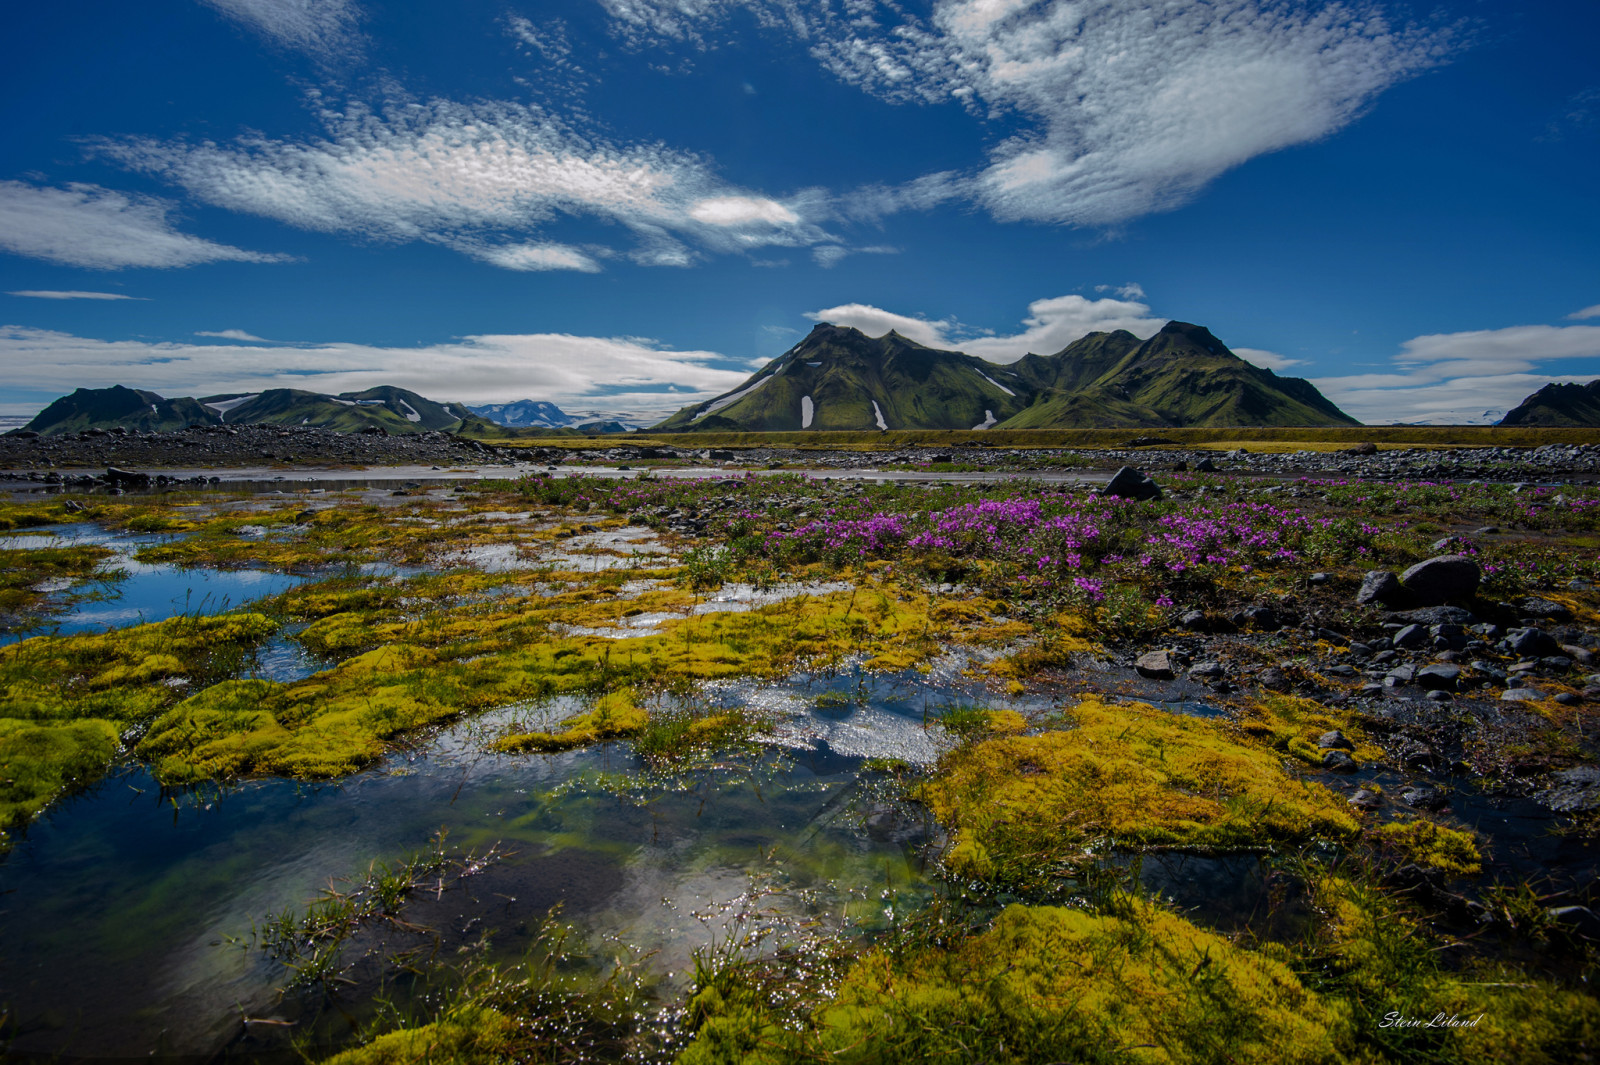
20,385 -> 477,436
655,321 -> 1358,431
468,399 -> 577,429
1499,381 -> 1600,427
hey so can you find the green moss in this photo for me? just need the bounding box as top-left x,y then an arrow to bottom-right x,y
919,697 -> 1358,882
1310,874 -> 1600,1062
0,718 -> 120,842
1239,694 -> 1384,766
319,1007 -> 516,1064
492,691 -> 648,753
1370,819 -> 1483,878
680,902 -> 1351,1064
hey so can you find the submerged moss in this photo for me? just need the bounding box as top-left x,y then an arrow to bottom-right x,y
0,718 -> 120,844
919,696 -> 1358,881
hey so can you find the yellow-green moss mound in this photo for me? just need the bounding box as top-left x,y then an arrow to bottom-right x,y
493,691 -> 648,753
919,697 -> 1358,879
682,902 -> 1350,1065
320,1007 -> 515,1064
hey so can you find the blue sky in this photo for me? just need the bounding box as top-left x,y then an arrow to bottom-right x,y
1,0 -> 1596,424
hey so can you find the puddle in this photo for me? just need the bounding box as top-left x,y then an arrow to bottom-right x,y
0,710 -> 934,1061
1,523 -> 305,640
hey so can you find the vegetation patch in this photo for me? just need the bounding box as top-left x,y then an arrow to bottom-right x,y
918,697 -> 1359,882
1370,819 -> 1483,878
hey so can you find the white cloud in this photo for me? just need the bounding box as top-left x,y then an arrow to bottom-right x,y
607,1 -> 1451,227
7,290 -> 147,300
0,182 -> 291,270
96,97 -> 833,271
1234,347 -> 1302,371
469,242 -> 604,273
0,325 -> 753,422
1314,323 -> 1600,423
195,329 -> 271,341
198,0 -> 362,57
1569,304 -> 1600,320
808,291 -> 1168,361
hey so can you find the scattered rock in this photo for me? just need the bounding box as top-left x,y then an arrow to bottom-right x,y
1400,785 -> 1446,810
1415,663 -> 1461,691
1519,597 -> 1573,621
1500,687 -> 1545,702
1538,768 -> 1600,813
1134,649 -> 1178,680
1101,466 -> 1162,501
1349,788 -> 1382,810
1393,624 -> 1428,649
1547,906 -> 1600,943
1189,660 -> 1225,679
1506,627 -> 1561,658
1343,442 -> 1379,455
1356,570 -> 1404,607
1322,750 -> 1358,772
1398,555 -> 1480,606
1258,667 -> 1291,692
1318,730 -> 1354,750
1194,457 -> 1218,473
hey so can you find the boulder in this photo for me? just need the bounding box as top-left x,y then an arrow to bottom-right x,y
1506,627 -> 1561,658
1356,570 -> 1404,607
1134,649 -> 1178,680
1101,466 -> 1162,501
1416,664 -> 1461,691
1519,596 -> 1573,621
1322,750 -> 1358,772
1318,729 -> 1354,750
105,466 -> 150,488
1399,555 -> 1480,606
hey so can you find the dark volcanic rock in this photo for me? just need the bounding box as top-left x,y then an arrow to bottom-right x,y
1356,570 -> 1404,607
1399,555 -> 1480,605
1102,466 -> 1162,501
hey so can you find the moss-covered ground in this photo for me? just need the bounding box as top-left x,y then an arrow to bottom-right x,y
4,470 -> 1599,1061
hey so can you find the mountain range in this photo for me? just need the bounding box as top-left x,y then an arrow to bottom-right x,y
654,321 -> 1358,432
467,400 -> 633,433
1499,381 -> 1600,427
19,384 -> 483,437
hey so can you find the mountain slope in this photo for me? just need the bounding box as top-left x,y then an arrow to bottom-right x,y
469,400 -> 577,428
199,386 -> 467,433
22,386 -> 221,436
1001,322 -> 1357,429
656,320 -> 1357,431
1499,381 -> 1600,427
656,324 -> 1031,432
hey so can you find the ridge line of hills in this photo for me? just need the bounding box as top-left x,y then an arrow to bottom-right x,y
655,320 -> 1360,432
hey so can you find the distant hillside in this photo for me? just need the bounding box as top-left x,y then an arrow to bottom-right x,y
469,399 -> 578,428
20,385 -> 221,436
202,386 -> 467,433
22,384 -> 472,436
1499,381 -> 1600,427
654,321 -> 1356,432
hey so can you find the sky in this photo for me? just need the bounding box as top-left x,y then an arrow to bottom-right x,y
0,0 -> 1596,426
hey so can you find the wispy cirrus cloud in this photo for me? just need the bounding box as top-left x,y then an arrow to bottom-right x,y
7,289 -> 148,300
808,291 -> 1168,361
604,1 -> 1455,227
0,181 -> 291,270
94,97 -> 836,272
0,325 -> 752,421
197,0 -> 363,57
194,329 -> 272,341
1569,303 -> 1600,320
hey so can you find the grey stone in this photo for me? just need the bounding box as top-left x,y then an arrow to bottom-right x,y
1356,569 -> 1404,607
1415,663 -> 1461,691
1501,687 -> 1545,702
1189,660 -> 1224,679
1178,609 -> 1207,630
1135,649 -> 1178,680
1425,689 -> 1453,702
1400,785 -> 1446,810
1386,663 -> 1417,685
1349,788 -> 1382,811
1555,691 -> 1582,705
1395,606 -> 1477,627
1102,466 -> 1162,501
1322,750 -> 1359,772
1506,627 -> 1561,658
1547,906 -> 1600,943
1519,596 -> 1573,621
1239,604 -> 1280,630
1399,555 -> 1481,605
1258,667 -> 1291,692
1318,729 -> 1354,750
1393,624 -> 1428,649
